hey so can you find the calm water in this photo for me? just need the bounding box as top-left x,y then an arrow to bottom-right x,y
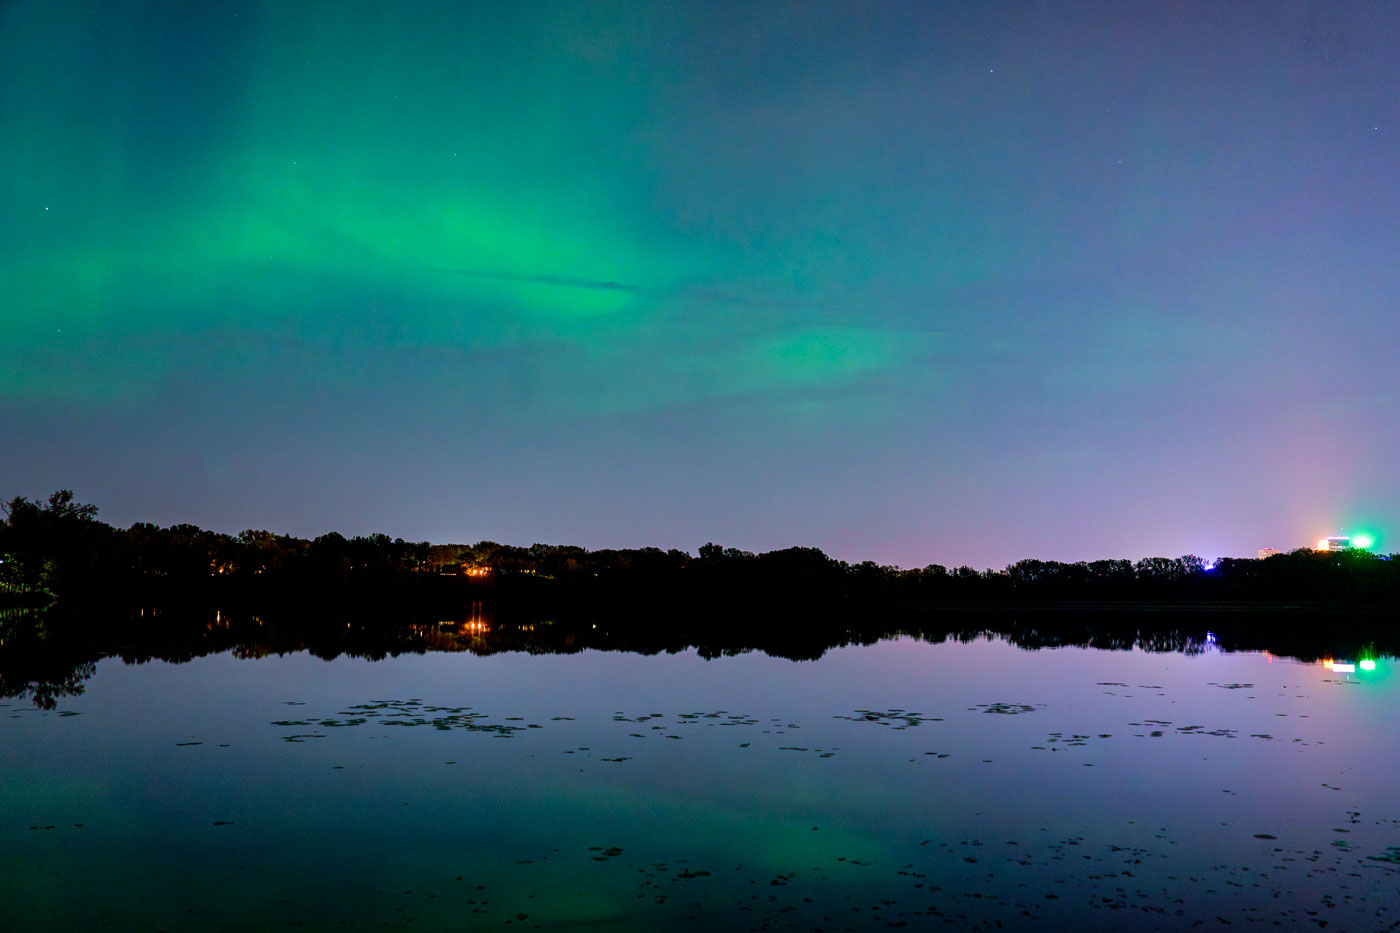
3,635 -> 1398,931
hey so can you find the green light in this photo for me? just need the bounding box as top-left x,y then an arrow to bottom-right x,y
1353,534 -> 1374,549
1359,659 -> 1376,672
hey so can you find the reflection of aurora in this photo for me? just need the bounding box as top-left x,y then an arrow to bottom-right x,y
9,619 -> 1400,932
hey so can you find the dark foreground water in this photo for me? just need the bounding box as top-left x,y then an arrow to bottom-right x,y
3,634 -> 1398,931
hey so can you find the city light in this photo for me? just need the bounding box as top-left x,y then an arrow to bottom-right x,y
1360,659 -> 1377,672
1312,534 -> 1375,552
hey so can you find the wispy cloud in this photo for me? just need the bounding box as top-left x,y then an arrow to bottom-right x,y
430,266 -> 832,313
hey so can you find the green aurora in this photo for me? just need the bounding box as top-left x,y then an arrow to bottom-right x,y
3,1 -> 1397,564
2,2 -> 935,411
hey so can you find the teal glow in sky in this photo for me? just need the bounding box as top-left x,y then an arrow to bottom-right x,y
3,1 -> 1398,566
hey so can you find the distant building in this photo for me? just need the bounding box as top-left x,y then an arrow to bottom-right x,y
1316,536 -> 1351,551
1257,548 -> 1282,559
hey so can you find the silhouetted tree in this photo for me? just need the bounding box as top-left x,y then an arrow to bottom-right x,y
0,491 -> 110,598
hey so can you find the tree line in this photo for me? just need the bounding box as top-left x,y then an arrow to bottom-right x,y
3,490 -> 1399,613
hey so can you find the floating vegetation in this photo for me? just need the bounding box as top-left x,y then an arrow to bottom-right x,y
270,699 -> 529,740
1035,732 -> 1106,750
4,706 -> 81,719
587,846 -> 623,861
834,709 -> 942,728
973,703 -> 1041,715
1175,724 -> 1237,738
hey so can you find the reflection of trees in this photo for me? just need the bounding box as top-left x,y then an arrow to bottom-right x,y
0,607 -> 88,708
0,610 -> 98,710
9,490 -> 1400,709
1,599 -> 1395,711
16,661 -> 96,710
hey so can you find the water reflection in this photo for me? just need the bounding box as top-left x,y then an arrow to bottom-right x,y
4,629 -> 1399,932
1,601 -> 1397,711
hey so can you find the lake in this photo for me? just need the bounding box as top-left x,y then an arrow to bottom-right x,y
3,627 -> 1398,931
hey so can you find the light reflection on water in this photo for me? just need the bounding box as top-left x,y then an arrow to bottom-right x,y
2,636 -> 1398,931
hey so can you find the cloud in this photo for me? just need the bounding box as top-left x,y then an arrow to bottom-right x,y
430,266 -> 833,314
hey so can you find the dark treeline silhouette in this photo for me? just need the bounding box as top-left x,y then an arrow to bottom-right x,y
4,491 -> 1399,617
2,600 -> 1393,712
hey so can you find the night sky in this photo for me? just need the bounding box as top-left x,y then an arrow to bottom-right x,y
3,1 -> 1397,568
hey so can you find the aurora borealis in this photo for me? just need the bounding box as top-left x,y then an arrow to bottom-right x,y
3,1 -> 1398,567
